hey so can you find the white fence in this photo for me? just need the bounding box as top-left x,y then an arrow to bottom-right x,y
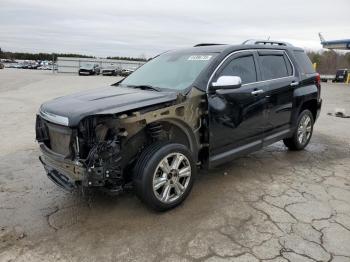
57,57 -> 145,73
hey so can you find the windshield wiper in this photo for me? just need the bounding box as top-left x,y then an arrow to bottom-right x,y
127,85 -> 161,92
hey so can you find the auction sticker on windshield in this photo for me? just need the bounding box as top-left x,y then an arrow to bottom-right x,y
188,55 -> 212,61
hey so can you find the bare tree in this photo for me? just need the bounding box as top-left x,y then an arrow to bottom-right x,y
307,50 -> 350,74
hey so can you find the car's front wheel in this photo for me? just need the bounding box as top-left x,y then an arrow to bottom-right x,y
133,142 -> 195,211
283,109 -> 314,150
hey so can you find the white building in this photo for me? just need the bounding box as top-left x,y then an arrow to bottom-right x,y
57,57 -> 145,73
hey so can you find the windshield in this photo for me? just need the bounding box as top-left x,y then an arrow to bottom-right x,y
81,63 -> 94,69
121,51 -> 217,91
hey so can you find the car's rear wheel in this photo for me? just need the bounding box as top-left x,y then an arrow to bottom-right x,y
283,109 -> 314,150
133,142 -> 195,211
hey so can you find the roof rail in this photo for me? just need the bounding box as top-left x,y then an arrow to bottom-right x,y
194,43 -> 225,47
242,39 -> 293,47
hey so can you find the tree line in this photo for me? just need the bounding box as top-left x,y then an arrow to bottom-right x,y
0,49 -> 147,62
106,56 -> 148,62
307,50 -> 350,74
0,51 -> 94,61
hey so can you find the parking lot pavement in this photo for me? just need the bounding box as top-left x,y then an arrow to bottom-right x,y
1,69 -> 350,262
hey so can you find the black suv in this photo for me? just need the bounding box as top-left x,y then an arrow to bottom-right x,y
334,69 -> 348,83
36,40 -> 322,211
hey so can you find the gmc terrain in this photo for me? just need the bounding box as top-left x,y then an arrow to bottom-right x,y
36,40 -> 322,210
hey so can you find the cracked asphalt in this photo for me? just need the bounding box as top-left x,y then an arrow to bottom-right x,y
1,69 -> 350,262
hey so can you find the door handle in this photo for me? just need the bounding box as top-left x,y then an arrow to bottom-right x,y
251,89 -> 264,95
290,81 -> 299,87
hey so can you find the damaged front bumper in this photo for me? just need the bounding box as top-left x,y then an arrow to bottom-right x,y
39,143 -> 86,191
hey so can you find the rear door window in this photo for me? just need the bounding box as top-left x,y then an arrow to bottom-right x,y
259,54 -> 292,80
219,55 -> 257,84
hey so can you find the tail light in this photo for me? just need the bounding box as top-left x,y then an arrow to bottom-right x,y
316,73 -> 321,86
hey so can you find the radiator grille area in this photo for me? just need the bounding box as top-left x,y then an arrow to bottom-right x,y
46,122 -> 72,156
36,115 -> 72,156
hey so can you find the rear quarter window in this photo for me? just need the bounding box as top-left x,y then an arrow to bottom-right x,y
293,51 -> 315,74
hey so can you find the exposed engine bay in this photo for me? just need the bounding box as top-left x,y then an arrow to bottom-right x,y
36,88 -> 207,194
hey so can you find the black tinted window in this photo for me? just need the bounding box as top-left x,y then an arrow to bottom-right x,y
293,51 -> 315,74
219,55 -> 257,84
260,55 -> 291,80
284,56 -> 293,75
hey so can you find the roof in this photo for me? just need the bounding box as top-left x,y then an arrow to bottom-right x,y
319,33 -> 350,50
174,43 -> 303,55
322,39 -> 350,45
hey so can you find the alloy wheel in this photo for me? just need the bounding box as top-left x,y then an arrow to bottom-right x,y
297,114 -> 312,145
152,153 -> 191,203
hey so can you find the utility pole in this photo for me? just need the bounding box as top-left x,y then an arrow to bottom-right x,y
52,53 -> 55,74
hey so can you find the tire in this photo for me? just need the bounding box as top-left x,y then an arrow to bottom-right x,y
283,109 -> 314,151
133,142 -> 196,211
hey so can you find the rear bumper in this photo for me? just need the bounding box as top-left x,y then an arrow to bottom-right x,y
39,143 -> 86,191
102,71 -> 114,75
79,70 -> 93,75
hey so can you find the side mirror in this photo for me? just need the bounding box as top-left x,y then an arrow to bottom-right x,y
211,76 -> 242,91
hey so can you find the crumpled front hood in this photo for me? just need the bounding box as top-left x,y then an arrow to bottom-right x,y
39,86 -> 177,126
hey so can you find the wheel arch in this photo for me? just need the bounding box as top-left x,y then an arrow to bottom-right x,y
292,85 -> 318,127
122,118 -> 200,172
299,99 -> 318,121
157,118 -> 199,159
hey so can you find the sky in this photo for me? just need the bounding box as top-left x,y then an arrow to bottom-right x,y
0,0 -> 349,58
